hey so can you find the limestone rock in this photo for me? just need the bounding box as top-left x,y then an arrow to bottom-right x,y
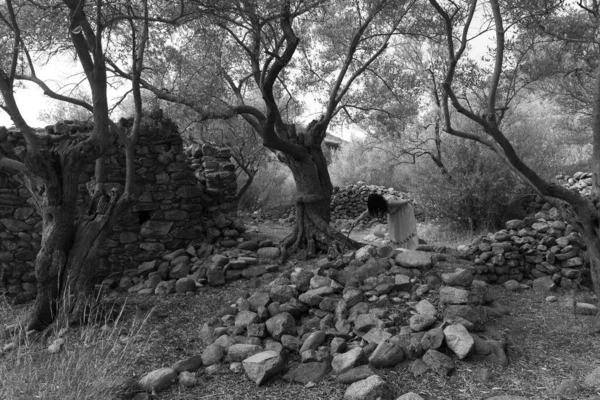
300,330 -> 326,353
422,349 -> 454,376
173,355 -> 203,373
265,312 -> 296,340
343,375 -> 391,400
443,324 -> 474,359
225,344 -> 263,362
332,347 -> 368,374
409,314 -> 437,332
415,299 -> 437,316
175,277 -> 196,293
439,286 -> 470,305
441,269 -> 473,287
138,367 -> 177,392
242,351 -> 285,385
368,340 -> 404,368
337,365 -> 377,384
394,251 -> 432,269
257,247 -> 281,260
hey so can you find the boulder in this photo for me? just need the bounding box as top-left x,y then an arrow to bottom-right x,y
201,344 -> 225,366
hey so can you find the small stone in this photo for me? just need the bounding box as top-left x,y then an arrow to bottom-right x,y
300,330 -> 326,353
503,280 -> 520,292
546,296 -> 558,302
415,300 -> 437,316
173,355 -> 203,373
409,314 -> 437,332
266,312 -> 296,340
576,302 -> 598,316
178,371 -> 197,388
225,344 -> 263,362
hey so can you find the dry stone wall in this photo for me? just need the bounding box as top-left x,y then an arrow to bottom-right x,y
330,183 -> 414,221
458,172 -> 596,288
0,114 -> 239,302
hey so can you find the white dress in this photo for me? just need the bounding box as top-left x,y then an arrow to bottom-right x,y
385,195 -> 418,250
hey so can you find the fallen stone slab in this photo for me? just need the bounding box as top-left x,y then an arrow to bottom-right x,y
441,269 -> 473,287
242,351 -> 285,385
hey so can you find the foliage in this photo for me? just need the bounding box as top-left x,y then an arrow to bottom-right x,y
237,160 -> 296,211
328,140 -> 405,190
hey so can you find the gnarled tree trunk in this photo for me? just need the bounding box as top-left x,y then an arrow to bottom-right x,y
279,126 -> 361,259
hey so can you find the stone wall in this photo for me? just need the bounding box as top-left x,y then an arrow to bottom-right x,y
0,113 -> 239,301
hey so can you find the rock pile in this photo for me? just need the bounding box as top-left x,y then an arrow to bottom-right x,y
556,172 -> 593,197
102,216 -> 284,296
330,183 -> 413,221
136,247 -> 508,399
459,207 -> 589,288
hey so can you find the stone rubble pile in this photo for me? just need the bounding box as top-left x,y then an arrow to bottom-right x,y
556,172 -> 593,197
101,215 -> 284,296
135,247 -> 509,399
458,206 -> 589,289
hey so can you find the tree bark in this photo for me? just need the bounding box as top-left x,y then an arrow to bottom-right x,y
279,125 -> 361,259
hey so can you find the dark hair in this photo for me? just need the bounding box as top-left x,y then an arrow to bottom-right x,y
367,193 -> 388,218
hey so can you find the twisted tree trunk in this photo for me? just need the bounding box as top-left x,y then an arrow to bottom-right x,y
279,125 -> 361,259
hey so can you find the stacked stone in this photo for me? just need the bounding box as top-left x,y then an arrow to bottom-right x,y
136,247 -> 507,397
0,115 -> 241,303
330,183 -> 411,221
106,235 -> 284,296
0,126 -> 52,303
458,208 -> 588,289
556,172 -> 593,197
187,143 -> 238,213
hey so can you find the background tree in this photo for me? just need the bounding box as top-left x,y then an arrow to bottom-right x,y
426,0 -> 600,299
0,0 -> 158,330
110,0 -> 417,258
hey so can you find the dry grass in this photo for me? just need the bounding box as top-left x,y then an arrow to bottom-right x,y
0,297 -> 153,400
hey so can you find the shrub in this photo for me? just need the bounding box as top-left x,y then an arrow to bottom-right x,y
237,160 -> 296,212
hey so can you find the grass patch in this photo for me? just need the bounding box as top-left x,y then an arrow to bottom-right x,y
418,220 -> 487,248
0,297 -> 153,400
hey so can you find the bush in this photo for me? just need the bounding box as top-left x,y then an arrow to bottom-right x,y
328,141 -> 406,190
